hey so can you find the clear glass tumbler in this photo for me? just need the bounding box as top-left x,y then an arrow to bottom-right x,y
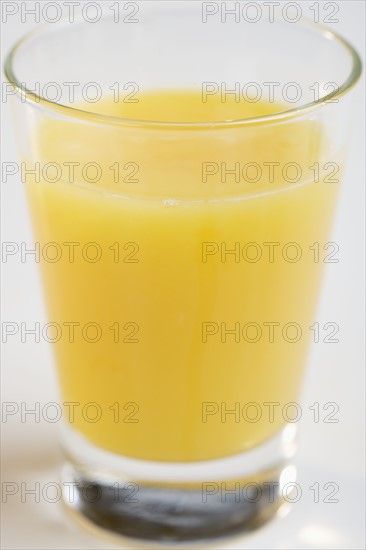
4,1 -> 361,542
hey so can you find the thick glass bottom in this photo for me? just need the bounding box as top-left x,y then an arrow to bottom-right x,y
61,423 -> 297,542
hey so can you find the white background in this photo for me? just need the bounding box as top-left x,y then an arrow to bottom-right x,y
1,1 -> 365,549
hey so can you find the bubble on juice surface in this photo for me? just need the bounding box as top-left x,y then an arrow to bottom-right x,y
163,198 -> 178,207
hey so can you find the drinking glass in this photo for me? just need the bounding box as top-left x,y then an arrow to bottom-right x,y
4,1 -> 361,542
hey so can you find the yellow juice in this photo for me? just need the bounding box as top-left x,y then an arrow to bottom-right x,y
25,91 -> 340,461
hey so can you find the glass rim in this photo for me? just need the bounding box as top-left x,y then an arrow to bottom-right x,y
4,13 -> 362,129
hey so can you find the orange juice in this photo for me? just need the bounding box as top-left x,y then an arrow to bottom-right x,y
25,92 -> 340,461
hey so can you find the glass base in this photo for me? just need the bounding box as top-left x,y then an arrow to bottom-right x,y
61,423 -> 297,542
